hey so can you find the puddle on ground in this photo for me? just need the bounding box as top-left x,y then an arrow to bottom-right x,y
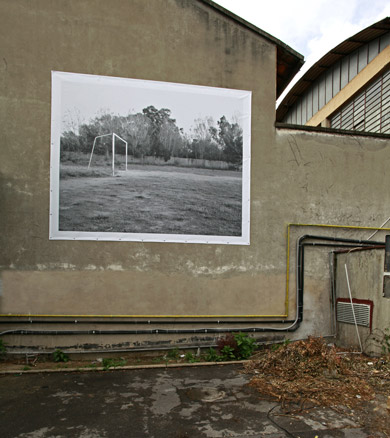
185,387 -> 226,402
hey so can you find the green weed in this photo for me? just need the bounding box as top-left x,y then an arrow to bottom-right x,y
0,338 -> 6,360
102,357 -> 126,370
167,348 -> 180,360
212,332 -> 257,362
52,349 -> 69,363
184,352 -> 200,363
270,339 -> 291,352
84,363 -> 98,369
55,363 -> 69,369
220,345 -> 236,361
234,332 -> 256,359
204,348 -> 221,362
381,328 -> 390,355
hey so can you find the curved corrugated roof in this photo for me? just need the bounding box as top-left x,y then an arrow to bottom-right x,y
276,17 -> 390,122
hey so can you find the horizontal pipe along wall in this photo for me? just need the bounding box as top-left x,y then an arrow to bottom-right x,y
2,1 -> 390,351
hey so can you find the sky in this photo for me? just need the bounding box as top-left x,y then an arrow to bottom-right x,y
57,72 -> 251,135
212,0 -> 390,102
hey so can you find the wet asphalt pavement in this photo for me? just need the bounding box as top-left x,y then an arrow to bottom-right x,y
0,364 -> 382,437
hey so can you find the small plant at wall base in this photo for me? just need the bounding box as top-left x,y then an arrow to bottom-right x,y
185,352 -> 200,363
0,338 -> 6,360
52,349 -> 69,363
381,328 -> 390,355
368,328 -> 390,356
220,345 -> 236,361
204,348 -> 221,362
102,357 -> 127,370
217,333 -> 238,356
167,348 -> 180,360
213,332 -> 256,361
234,332 -> 256,359
270,338 -> 291,352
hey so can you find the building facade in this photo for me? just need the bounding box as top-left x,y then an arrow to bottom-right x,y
1,1 -> 390,354
277,18 -> 390,134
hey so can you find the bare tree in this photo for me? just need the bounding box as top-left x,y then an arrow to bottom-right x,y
122,113 -> 151,158
191,116 -> 220,160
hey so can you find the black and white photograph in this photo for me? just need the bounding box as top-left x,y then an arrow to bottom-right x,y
50,71 -> 251,244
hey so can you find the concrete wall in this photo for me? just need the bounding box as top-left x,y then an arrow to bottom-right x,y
1,0 -> 390,351
335,250 -> 390,355
267,129 -> 390,339
0,0 -> 278,347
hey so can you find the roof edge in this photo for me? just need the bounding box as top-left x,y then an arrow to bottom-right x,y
276,17 -> 390,122
275,122 -> 390,139
198,0 -> 304,61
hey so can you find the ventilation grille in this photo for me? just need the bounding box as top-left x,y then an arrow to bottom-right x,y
336,301 -> 371,327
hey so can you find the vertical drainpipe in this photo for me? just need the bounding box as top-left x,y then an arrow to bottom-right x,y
383,235 -> 390,297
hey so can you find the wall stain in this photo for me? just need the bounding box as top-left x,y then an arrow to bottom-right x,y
36,263 -> 77,271
287,135 -> 303,167
184,260 -> 276,277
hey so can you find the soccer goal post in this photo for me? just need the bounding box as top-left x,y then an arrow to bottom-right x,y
88,133 -> 128,176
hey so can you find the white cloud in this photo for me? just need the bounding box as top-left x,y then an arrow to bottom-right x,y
214,0 -> 389,59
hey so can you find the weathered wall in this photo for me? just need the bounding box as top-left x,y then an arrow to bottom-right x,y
273,129 -> 390,337
0,0 -> 279,322
1,0 -> 390,350
335,250 -> 390,355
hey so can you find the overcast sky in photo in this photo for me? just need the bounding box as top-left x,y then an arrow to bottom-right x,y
213,0 -> 390,102
59,73 -> 250,135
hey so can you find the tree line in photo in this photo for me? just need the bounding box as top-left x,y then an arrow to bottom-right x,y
61,106 -> 243,165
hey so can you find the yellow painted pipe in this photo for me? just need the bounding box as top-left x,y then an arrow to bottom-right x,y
2,222 -> 388,320
0,313 -> 288,319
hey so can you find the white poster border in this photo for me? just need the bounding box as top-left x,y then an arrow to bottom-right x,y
50,71 -> 251,245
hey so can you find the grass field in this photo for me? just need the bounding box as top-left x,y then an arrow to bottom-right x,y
59,164 -> 242,236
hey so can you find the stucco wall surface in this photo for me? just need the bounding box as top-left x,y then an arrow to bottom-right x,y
335,250 -> 390,355
1,0 -> 390,349
0,0 -> 280,319
274,129 -> 390,337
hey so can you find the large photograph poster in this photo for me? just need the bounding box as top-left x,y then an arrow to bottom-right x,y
50,71 -> 251,244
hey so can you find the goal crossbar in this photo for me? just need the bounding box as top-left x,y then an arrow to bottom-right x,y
88,133 -> 128,176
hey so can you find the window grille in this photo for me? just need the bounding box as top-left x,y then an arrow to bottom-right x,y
330,68 -> 390,134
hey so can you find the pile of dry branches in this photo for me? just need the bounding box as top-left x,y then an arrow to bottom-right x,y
245,337 -> 390,411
